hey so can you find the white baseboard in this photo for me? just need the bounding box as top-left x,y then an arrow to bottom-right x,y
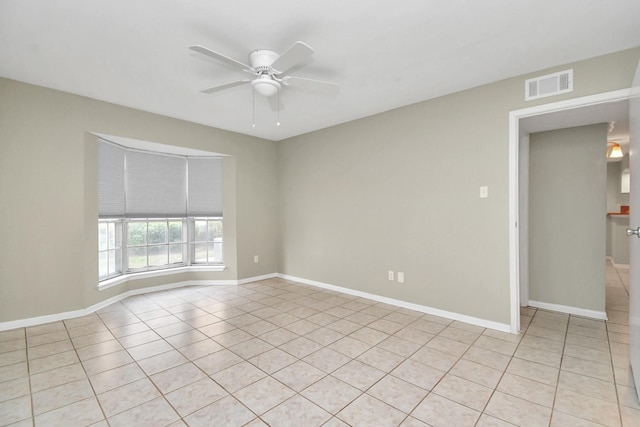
238,273 -> 278,285
607,256 -> 629,270
528,300 -> 608,320
277,274 -> 511,333
1,272 -> 512,333
0,274 -> 276,332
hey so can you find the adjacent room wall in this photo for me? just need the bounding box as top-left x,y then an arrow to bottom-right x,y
607,158 -> 631,265
278,47 -> 640,326
0,78 -> 278,323
607,158 -> 630,212
528,124 -> 607,313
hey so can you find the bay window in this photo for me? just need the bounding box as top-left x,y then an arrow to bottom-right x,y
98,138 -> 223,282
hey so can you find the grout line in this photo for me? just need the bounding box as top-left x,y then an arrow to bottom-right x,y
25,327 -> 35,427
547,311 -> 571,426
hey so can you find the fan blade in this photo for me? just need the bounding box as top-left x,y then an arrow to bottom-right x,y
201,80 -> 251,94
190,45 -> 254,73
283,76 -> 339,93
271,41 -> 314,73
267,95 -> 284,111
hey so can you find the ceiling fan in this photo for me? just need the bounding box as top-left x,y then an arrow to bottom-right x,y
189,41 -> 338,111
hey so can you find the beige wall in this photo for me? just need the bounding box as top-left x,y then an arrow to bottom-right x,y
1,46 -> 639,326
607,158 -> 630,212
608,216 -> 630,265
0,78 -> 278,323
278,47 -> 640,325
606,158 -> 631,265
529,124 -> 607,312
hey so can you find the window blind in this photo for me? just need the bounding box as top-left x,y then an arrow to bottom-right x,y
98,141 -> 125,217
125,150 -> 188,218
98,139 -> 223,219
187,157 -> 223,217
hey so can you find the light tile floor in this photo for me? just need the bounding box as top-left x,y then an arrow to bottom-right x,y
1,261 -> 638,426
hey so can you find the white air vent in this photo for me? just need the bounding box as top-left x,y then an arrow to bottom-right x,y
525,69 -> 573,101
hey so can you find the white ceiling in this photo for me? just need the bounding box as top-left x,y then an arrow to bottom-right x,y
1,0 -> 639,141
521,99 -> 630,149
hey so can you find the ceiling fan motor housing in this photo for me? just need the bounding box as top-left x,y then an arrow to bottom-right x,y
249,49 -> 279,72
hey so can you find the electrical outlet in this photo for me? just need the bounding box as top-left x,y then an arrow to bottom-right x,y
388,271 -> 394,281
254,255 -> 259,263
397,272 -> 405,283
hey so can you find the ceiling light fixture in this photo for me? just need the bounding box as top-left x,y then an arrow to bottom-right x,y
607,141 -> 623,159
251,75 -> 281,97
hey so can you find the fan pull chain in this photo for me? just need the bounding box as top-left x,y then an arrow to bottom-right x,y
252,90 -> 256,128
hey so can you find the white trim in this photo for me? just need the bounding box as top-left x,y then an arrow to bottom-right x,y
95,133 -> 225,157
509,88 -> 636,334
1,281 -> 197,331
0,274 -> 276,332
518,135 -> 530,308
528,300 -> 608,321
98,265 -> 226,290
1,271 -> 512,333
278,274 -> 511,333
509,108 -> 521,334
606,256 -> 630,270
238,273 -> 278,285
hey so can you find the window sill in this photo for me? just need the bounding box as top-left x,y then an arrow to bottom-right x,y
98,265 -> 226,291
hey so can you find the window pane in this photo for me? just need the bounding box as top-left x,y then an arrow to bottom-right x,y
107,222 -> 116,248
128,246 -> 147,269
128,222 -> 147,246
148,221 -> 167,245
194,243 -> 207,263
208,220 -> 223,240
195,221 -> 207,241
98,223 -> 108,251
207,242 -> 215,263
169,244 -> 184,264
212,240 -> 223,263
115,222 -> 123,248
99,252 -> 108,278
148,245 -> 168,267
115,248 -> 122,273
100,217 -> 223,279
168,221 -> 183,243
108,250 -> 116,275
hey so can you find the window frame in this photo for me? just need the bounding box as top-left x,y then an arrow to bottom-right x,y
98,216 -> 223,283
125,218 -> 189,274
190,217 -> 224,265
98,218 -> 123,281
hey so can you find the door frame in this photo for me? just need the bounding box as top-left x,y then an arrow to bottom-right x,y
508,87 -> 637,333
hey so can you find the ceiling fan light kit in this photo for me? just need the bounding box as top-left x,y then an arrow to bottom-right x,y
252,74 -> 281,97
190,41 -> 338,127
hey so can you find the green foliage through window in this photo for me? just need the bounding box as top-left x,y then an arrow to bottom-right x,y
99,217 -> 222,281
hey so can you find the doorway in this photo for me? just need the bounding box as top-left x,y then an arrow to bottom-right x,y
508,88 -> 636,333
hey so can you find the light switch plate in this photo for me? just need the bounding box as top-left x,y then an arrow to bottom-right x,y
480,186 -> 489,198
